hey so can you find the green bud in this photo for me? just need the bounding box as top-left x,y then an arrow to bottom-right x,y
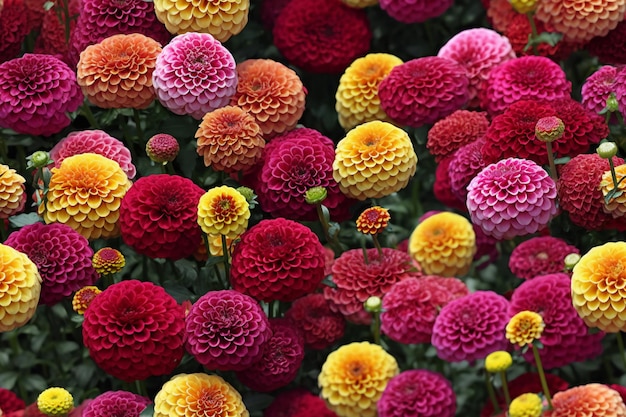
364,296 -> 382,313
564,253 -> 581,271
28,151 -> 52,169
305,186 -> 327,205
597,142 -> 618,159
606,94 -> 620,113
236,186 -> 255,203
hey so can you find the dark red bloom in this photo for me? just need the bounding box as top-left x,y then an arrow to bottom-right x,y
263,389 -> 338,417
284,293 -> 346,350
0,388 -> 25,414
426,110 -> 489,162
0,0 -> 30,63
509,236 -> 579,280
260,0 -> 294,29
588,21 -> 626,65
379,0 -> 454,23
33,0 -> 80,63
434,154 -> 467,212
504,13 -> 576,60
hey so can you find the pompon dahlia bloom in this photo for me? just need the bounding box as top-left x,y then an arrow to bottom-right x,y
467,158 -> 558,240
82,391 -> 150,417
588,21 -> 626,65
154,373 -> 249,417
426,110 -> 489,162
378,370 -> 456,417
0,54 -> 83,136
335,53 -> 403,130
197,186 -> 250,238
582,66 -> 623,116
509,237 -> 579,280
318,342 -> 399,417
263,389 -> 338,417
545,384 -> 626,417
480,56 -> 572,116
432,291 -> 510,362
284,293 -> 346,350
230,59 -> 306,138
0,165 -> 25,219
82,280 -> 185,382
408,212 -> 476,277
332,120 -> 418,200
379,57 -> 469,128
356,206 -> 390,235
0,388 -> 25,414
230,218 -> 326,302
92,248 -> 125,275
434,155 -> 468,212
379,0 -> 453,23
41,153 -> 131,240
0,244 -> 41,332
184,290 -> 271,371
146,134 -> 179,164
381,276 -> 469,344
601,165 -> 626,217
50,130 -> 136,180
509,394 -> 543,417
76,34 -> 162,110
504,13 -> 570,59
72,286 -> 101,315
324,248 -> 422,324
37,388 -> 73,417
5,223 -> 98,306
506,310 -> 545,347
260,0 -> 293,30
449,139 -> 486,203
0,0 -> 30,62
437,28 -> 515,107
153,33 -> 238,119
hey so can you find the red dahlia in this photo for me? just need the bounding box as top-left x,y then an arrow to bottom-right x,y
284,293 -> 346,350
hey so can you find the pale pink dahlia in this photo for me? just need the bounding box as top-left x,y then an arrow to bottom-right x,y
379,0 -> 454,23
509,236 -> 579,280
153,32 -> 238,119
467,158 -> 558,241
448,139 -> 486,203
581,66 -> 623,117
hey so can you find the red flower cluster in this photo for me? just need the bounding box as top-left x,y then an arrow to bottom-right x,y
426,110 -> 489,162
263,389 -> 338,417
284,293 -> 346,350
509,236 -> 579,280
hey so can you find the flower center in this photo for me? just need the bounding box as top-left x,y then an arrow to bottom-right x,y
197,389 -> 224,416
536,252 -> 549,260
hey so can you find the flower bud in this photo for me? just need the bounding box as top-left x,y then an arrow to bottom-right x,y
597,142 -> 618,159
146,134 -> 179,164
485,350 -> 513,373
509,0 -> 537,14
606,94 -> 620,112
535,116 -> 564,143
29,151 -> 51,169
564,253 -> 581,271
305,186 -> 328,205
364,295 -> 382,313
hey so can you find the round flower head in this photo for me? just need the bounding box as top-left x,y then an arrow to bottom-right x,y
432,291 -> 510,362
37,388 -> 73,417
508,393 -> 543,417
510,0 -> 536,13
0,0 -> 30,63
72,286 -> 101,315
588,21 -> 626,65
485,351 -> 513,373
427,110 -> 489,163
356,206 -> 390,235
378,370 -> 456,417
152,32 -> 238,119
506,310 -> 545,347
146,134 -> 179,164
582,66 -> 623,117
379,0 -> 453,23
154,0 -> 249,42
335,53 -> 403,130
504,12 -> 572,59
434,155 -> 469,212
509,236 -> 579,280
318,341 -> 399,417
601,164 -> 626,217
546,384 -> 626,417
196,106 -> 265,174
82,280 -> 185,382
333,120 -> 418,200
154,373 -> 249,417
379,57 -> 469,128
41,153 -> 131,240
91,248 -> 125,275
284,293 -> 346,350
82,391 -> 149,417
0,165 -> 25,219
0,243 -> 42,332
184,290 -> 271,371
263,389 -> 338,417
0,54 -> 83,136
197,185 -> 250,238
449,139 -> 487,203
230,218 -> 326,302
77,33 -> 162,109
230,59 -> 306,138
0,388 -> 25,414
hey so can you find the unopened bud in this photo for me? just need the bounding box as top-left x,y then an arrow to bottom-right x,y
597,142 -> 618,159
305,186 -> 328,205
564,253 -> 581,271
364,296 -> 382,313
535,116 -> 564,143
606,94 -> 620,113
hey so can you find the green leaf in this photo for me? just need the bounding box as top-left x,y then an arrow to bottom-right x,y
55,341 -> 79,355
140,404 -> 154,417
553,156 -> 571,165
22,374 -> 47,392
0,371 -> 18,390
9,212 -> 43,228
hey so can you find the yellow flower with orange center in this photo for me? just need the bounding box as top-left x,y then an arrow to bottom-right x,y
571,241 -> 626,332
600,165 -> 626,218
154,373 -> 249,417
197,186 -> 250,238
92,248 -> 125,275
318,341 -> 398,417
72,286 -> 101,315
506,310 -> 544,347
408,212 -> 476,277
509,393 -> 543,417
40,153 -> 132,240
356,206 -> 390,235
0,164 -> 25,219
547,383 -> 626,417
333,120 -> 418,201
335,53 -> 403,131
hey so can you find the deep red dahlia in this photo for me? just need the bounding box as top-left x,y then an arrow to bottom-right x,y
588,21 -> 626,65
434,155 -> 467,212
379,0 -> 453,23
426,110 -> 489,162
504,13 -> 575,60
449,139 -> 486,204
263,389 -> 338,417
260,0 -> 294,29
284,293 -> 346,350
82,391 -> 150,417
0,0 -> 30,63
33,0 -> 80,63
0,388 -> 25,414
82,280 -> 186,382
509,236 -> 579,280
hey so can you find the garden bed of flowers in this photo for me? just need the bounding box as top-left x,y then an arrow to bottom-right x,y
2,0 -> 626,416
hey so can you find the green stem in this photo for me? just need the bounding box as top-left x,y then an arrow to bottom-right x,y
371,311 -> 381,345
616,331 -> 626,371
165,162 -> 176,175
0,219 -> 8,242
203,233 -> 227,290
361,239 -> 369,265
526,12 -> 539,55
609,157 -> 620,191
81,102 -> 100,129
485,372 -> 502,415
546,141 -> 558,182
134,379 -> 148,397
372,234 -> 384,260
315,204 -> 342,254
221,234 -> 230,285
133,108 -> 144,144
532,344 -> 553,409
499,371 -> 511,407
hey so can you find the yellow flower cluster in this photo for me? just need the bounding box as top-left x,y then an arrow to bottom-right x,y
600,165 -> 626,218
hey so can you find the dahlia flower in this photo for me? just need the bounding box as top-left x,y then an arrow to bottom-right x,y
426,110 -> 489,162
260,0 -> 293,29
601,165 -> 626,217
487,0 -> 518,32
485,351 -> 513,373
508,393 -> 543,417
509,236 -> 579,280
284,293 -> 346,350
146,134 -> 179,164
504,13 -> 571,59
37,388 -> 73,417
82,391 -> 150,417
72,286 -> 101,315
379,0 -> 453,23
581,66 -> 623,116
318,341 -> 398,417
433,155 -> 468,212
356,206 -> 390,235
588,21 -> 626,65
197,185 -> 250,238
545,384 -> 626,417
33,0 -> 79,61
506,310 -> 544,347
0,388 -> 25,414
0,165 -> 25,219
449,139 -> 487,203
263,389 -> 337,417
0,0 -> 30,62
92,248 -> 125,275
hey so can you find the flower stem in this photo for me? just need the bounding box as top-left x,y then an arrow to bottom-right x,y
315,204 -> 343,254
372,234 -> 384,260
134,379 -> 148,397
81,102 -> 100,129
616,331 -> 626,370
485,372 -> 502,415
133,108 -> 144,144
526,11 -> 539,55
532,344 -> 553,409
371,310 -> 381,345
499,371 -> 511,407
221,234 -> 230,284
545,141 -> 558,182
609,157 -> 620,190
0,219 -> 8,242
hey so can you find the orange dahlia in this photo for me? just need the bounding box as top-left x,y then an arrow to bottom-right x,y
41,153 -> 132,240
154,373 -> 249,417
571,241 -> 626,332
0,243 -> 42,332
545,384 -> 626,417
408,212 -> 476,277
332,120 -> 418,200
505,310 -> 545,347
91,248 -> 125,275
76,33 -> 162,109
356,206 -> 390,235
335,53 -> 403,131
72,285 -> 101,315
230,59 -> 306,138
197,185 -> 250,238
195,105 -> 265,174
601,164 -> 626,217
0,164 -> 25,219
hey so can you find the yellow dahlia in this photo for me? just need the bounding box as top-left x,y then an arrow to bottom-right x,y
335,53 -> 403,131
37,387 -> 73,417
197,186 -> 250,238
509,393 -> 543,417
408,212 -> 476,277
318,341 -> 398,417
154,373 -> 249,417
0,244 -> 42,332
509,0 -> 537,14
506,310 -> 545,347
600,164 -> 626,217
356,206 -> 390,235
340,0 -> 378,7
0,164 -> 25,219
91,248 -> 125,275
485,350 -> 513,373
571,241 -> 626,332
40,153 -> 131,240
72,286 -> 101,315
333,120 -> 417,201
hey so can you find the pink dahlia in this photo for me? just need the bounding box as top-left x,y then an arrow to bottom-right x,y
0,388 -> 25,414
426,110 -> 489,162
230,218 -> 327,302
509,273 -> 604,369
82,280 -> 185,382
379,56 -> 469,128
153,32 -> 238,119
0,0 -> 30,63
582,66 -> 623,116
378,370 -> 456,417
323,247 -> 422,325
438,28 -> 515,107
263,389 -> 338,417
82,391 -> 150,417
284,293 -> 345,350
272,0 -> 371,73
509,236 -> 579,280
479,56 -> 572,116
184,289 -> 271,371
381,276 -> 469,344
119,174 -> 205,260
5,223 -> 98,306
434,155 -> 468,212
379,0 -> 453,23
449,139 -> 487,204
432,291 -> 510,362
0,54 -> 83,136
467,158 -> 558,240
588,21 -> 626,65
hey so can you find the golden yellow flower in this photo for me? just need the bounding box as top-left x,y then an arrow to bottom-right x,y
0,244 -> 42,332
197,186 -> 250,238
356,206 -> 390,235
600,165 -> 626,218
340,0 -> 378,7
509,0 -> 537,14
0,164 -> 25,219
333,120 -> 417,201
37,387 -> 73,417
335,53 -> 403,131
318,341 -> 398,417
408,212 -> 476,277
40,153 -> 131,240
92,248 -> 125,275
72,286 -> 101,315
506,310 -> 544,347
571,241 -> 626,332
508,393 -> 543,417
485,350 -> 513,373
154,373 -> 249,417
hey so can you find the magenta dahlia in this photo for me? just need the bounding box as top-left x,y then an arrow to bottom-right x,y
449,139 -> 487,204
509,236 -> 579,280
284,293 -> 346,350
263,389 -> 338,417
0,388 -> 25,414
379,0 -> 453,23
582,66 -> 624,117
426,110 -> 489,162
82,391 -> 150,417
434,155 -> 468,212
588,21 -> 626,65
0,0 -> 30,63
